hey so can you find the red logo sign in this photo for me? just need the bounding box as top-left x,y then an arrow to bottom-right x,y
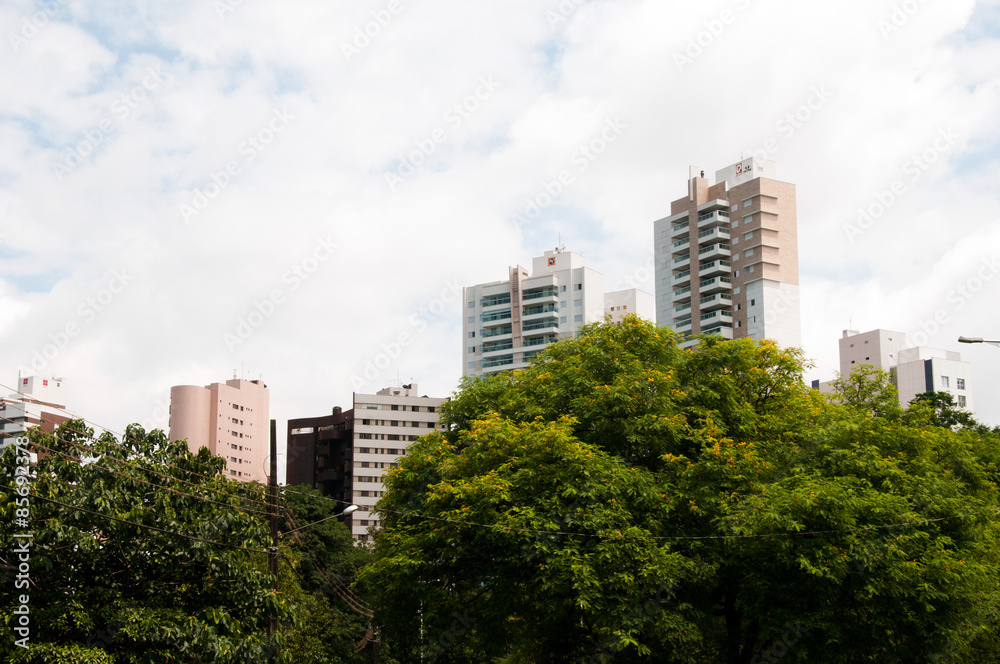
547,257 -> 556,266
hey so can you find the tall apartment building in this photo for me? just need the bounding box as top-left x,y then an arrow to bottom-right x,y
814,329 -> 975,412
169,378 -> 270,483
287,383 -> 447,543
653,158 -> 801,349
0,375 -> 71,441
463,248 -> 654,376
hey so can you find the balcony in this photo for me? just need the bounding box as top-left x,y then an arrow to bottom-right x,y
671,222 -> 690,239
481,325 -> 513,338
675,318 -> 692,334
480,294 -> 511,308
524,334 -> 557,347
481,309 -> 512,323
672,254 -> 690,270
673,270 -> 691,287
673,286 -> 692,304
700,310 -> 733,324
697,243 -> 731,261
698,260 -> 732,278
672,239 -> 690,253
523,304 -> 558,317
523,318 -> 559,332
482,340 -> 514,354
699,276 -> 733,295
697,226 -> 731,244
482,355 -> 515,369
698,293 -> 732,311
700,326 -> 734,340
697,210 -> 730,230
674,303 -> 691,316
522,287 -> 558,301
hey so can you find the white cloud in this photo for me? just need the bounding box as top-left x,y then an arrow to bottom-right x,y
1,0 -> 998,474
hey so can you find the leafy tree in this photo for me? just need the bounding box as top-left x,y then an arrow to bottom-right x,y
905,391 -> 979,430
0,422 -> 377,663
364,316 -> 1000,663
829,364 -> 903,420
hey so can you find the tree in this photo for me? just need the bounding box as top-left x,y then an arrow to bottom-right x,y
363,316 -> 1000,663
829,364 -> 903,420
0,421 -> 376,663
905,391 -> 979,430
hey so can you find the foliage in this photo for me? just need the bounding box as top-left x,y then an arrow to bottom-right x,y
364,316 -> 1000,663
829,364 -> 903,420
0,422 -> 375,663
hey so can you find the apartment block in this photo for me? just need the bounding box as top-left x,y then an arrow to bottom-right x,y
814,329 -> 974,412
463,248 -> 654,376
653,158 -> 801,349
0,375 -> 71,441
286,383 -> 447,543
169,378 -> 270,483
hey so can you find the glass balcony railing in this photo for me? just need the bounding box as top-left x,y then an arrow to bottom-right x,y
481,294 -> 511,307
523,288 -> 559,301
482,356 -> 515,369
523,320 -> 559,332
481,309 -> 512,322
481,326 -> 513,338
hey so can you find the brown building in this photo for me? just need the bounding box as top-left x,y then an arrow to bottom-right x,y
653,158 -> 801,349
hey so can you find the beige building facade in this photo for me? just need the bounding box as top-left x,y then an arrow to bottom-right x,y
169,378 -> 270,483
654,158 -> 801,349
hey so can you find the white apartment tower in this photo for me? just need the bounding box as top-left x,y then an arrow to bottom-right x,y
0,375 -> 71,440
351,384 -> 447,542
653,158 -> 802,349
463,248 -> 654,376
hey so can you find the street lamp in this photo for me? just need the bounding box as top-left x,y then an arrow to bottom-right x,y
958,336 -> 1000,348
282,504 -> 359,535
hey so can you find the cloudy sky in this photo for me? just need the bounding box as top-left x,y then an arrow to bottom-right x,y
2,0 -> 999,476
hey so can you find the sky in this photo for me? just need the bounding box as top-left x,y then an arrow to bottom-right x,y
2,0 -> 999,480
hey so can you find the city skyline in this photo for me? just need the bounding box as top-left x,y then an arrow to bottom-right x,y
1,0 -> 998,459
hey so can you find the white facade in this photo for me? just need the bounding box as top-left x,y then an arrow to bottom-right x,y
0,375 -> 69,439
464,249 -> 653,376
351,384 -> 447,542
604,289 -> 655,324
829,329 -> 974,413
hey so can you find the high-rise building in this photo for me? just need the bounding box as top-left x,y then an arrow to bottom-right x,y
813,329 -> 975,412
463,248 -> 654,376
287,383 -> 447,543
653,158 -> 801,349
169,378 -> 270,483
0,375 -> 71,441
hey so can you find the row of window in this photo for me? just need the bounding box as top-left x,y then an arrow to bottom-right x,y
358,419 -> 436,428
358,404 -> 436,412
355,447 -> 407,455
467,284 -> 584,309
356,461 -> 399,469
357,433 -> 422,442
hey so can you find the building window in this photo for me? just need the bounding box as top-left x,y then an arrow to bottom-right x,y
733,236 -> 739,245
575,284 -> 582,290
734,287 -> 740,294
468,331 -> 475,338
750,299 -> 756,306
734,270 -> 739,277
468,301 -> 475,308
958,395 -> 967,407
743,198 -> 752,208
573,299 -> 582,307
560,316 -> 567,323
468,346 -> 475,354
744,232 -> 753,241
941,376 -> 950,388
736,304 -> 741,311
744,249 -> 753,258
736,321 -> 741,328
428,406 -> 435,413
574,314 -> 583,322
232,404 -> 239,410
732,220 -> 738,228
957,378 -> 966,390
560,301 -> 567,308
468,316 -> 474,324
746,266 -> 754,273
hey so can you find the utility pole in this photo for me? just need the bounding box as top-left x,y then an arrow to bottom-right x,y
372,625 -> 380,664
269,419 -> 279,636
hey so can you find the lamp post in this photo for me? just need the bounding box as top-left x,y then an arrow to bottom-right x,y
958,336 -> 1000,348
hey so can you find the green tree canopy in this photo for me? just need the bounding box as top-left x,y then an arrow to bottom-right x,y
363,316 -> 1000,663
